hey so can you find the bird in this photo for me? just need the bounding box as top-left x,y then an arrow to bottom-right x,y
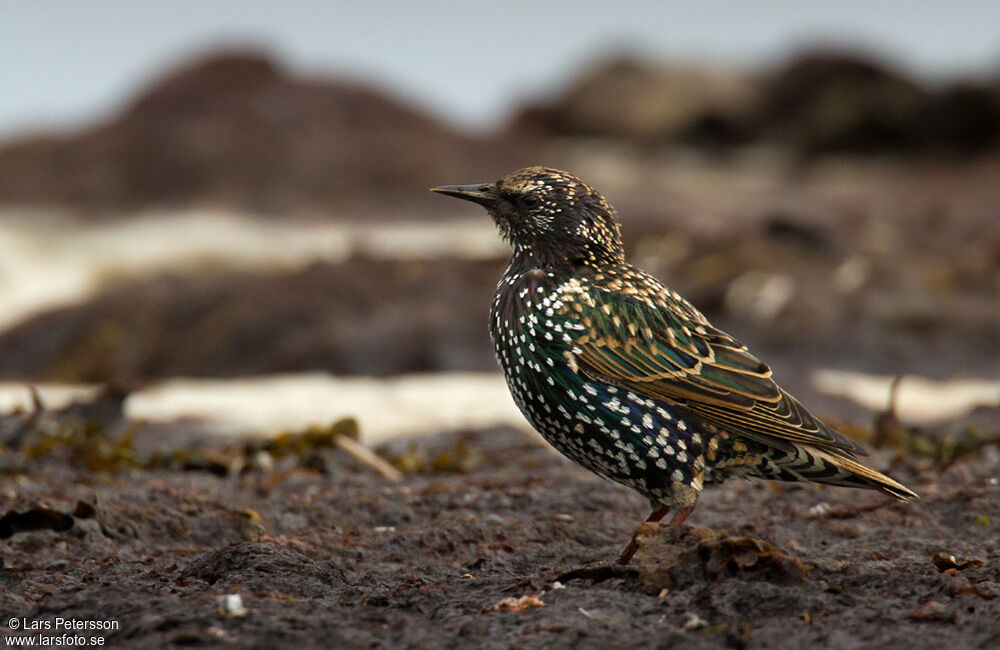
431,167 -> 916,565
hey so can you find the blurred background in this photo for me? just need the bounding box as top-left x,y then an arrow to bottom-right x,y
1,0 -> 999,443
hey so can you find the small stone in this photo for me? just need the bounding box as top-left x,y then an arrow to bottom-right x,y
682,612 -> 707,631
218,594 -> 247,617
484,594 -> 545,613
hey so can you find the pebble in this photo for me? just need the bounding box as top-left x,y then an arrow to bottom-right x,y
218,594 -> 247,617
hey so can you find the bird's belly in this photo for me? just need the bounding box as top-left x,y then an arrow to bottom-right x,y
493,333 -> 706,504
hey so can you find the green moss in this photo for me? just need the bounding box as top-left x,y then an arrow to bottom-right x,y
385,439 -> 484,475
264,418 -> 359,458
243,508 -> 265,540
23,419 -> 139,472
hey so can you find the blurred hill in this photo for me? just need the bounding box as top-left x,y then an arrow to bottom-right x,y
514,51 -> 1000,155
0,52 -> 529,216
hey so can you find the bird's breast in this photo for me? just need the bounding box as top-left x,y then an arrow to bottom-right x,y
489,268 -> 708,504
490,269 -> 575,379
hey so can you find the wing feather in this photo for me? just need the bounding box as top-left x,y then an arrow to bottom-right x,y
570,281 -> 866,458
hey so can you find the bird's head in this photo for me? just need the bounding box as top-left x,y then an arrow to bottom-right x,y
432,166 -> 625,268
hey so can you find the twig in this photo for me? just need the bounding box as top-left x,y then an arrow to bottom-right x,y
887,375 -> 904,415
2,385 -> 46,448
334,435 -> 402,482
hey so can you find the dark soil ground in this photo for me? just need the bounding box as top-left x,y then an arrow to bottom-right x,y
2,414 -> 999,649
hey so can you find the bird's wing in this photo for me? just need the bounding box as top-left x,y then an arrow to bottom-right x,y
568,281 -> 866,457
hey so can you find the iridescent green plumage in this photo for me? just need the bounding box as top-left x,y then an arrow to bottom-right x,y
570,278 -> 867,457
432,166 -> 916,564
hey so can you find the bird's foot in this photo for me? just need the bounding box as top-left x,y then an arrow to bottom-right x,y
616,504 -> 696,565
556,563 -> 638,584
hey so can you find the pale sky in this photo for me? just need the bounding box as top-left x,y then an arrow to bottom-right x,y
2,1 -> 999,139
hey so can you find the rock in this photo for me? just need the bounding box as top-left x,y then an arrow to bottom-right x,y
916,82 -> 1000,152
636,525 -> 811,591
754,50 -> 929,153
0,506 -> 76,539
179,541 -> 346,599
511,56 -> 760,145
217,593 -> 247,617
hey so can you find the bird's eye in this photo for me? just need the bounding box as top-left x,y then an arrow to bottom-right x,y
520,194 -> 540,208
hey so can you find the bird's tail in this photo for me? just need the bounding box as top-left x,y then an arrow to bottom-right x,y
764,445 -> 918,501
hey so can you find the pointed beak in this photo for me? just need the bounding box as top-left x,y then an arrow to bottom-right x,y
429,183 -> 496,208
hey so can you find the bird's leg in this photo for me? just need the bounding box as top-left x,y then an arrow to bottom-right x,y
616,505 -> 671,565
668,504 -> 694,525
616,504 -> 698,565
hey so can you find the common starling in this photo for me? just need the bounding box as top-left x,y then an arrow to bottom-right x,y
431,167 -> 916,565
